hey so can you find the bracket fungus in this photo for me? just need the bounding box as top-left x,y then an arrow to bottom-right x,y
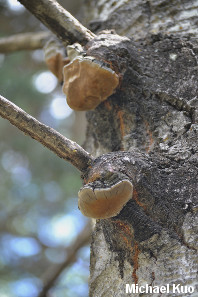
78,179 -> 133,219
44,38 -> 69,83
62,54 -> 119,111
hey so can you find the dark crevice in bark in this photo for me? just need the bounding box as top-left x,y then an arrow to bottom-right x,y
80,4 -> 198,295
85,150 -> 197,234
84,32 -> 198,160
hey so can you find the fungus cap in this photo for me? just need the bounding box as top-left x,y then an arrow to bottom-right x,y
44,39 -> 69,82
78,179 -> 133,219
62,57 -> 119,111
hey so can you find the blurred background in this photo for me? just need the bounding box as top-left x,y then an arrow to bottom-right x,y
0,0 -> 90,296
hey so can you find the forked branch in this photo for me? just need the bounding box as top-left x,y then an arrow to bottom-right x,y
0,95 -> 94,173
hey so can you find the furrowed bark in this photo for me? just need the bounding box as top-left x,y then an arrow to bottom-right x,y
85,0 -> 198,41
2,0 -> 198,295
18,0 -> 95,45
82,30 -> 198,296
86,151 -> 198,296
0,95 -> 93,173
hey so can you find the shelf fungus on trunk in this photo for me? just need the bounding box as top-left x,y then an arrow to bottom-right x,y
78,179 -> 133,219
44,38 -> 69,83
62,54 -> 119,111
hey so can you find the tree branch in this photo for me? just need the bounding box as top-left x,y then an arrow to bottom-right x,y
18,0 -> 96,45
38,221 -> 91,297
0,32 -> 51,53
0,95 -> 94,173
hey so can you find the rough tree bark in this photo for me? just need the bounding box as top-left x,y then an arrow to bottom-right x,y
80,1 -> 198,296
1,0 -> 198,296
84,33 -> 198,297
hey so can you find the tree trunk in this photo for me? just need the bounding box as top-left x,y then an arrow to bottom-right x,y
1,0 -> 197,296
80,0 -> 198,296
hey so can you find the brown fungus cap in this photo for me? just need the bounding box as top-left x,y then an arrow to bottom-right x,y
44,38 -> 69,83
45,52 -> 69,83
78,179 -> 133,219
62,57 -> 119,111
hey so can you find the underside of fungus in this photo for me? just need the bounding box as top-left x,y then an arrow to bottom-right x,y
78,179 -> 133,219
62,56 -> 119,111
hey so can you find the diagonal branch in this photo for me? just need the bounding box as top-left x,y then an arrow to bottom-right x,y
38,221 -> 91,297
0,31 -> 51,53
0,95 -> 94,173
18,0 -> 96,45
